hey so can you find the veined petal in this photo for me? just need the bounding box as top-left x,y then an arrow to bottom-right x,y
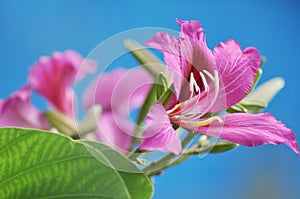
0,86 -> 49,130
144,32 -> 192,100
145,30 -> 215,102
176,19 -> 214,66
211,40 -> 261,111
182,113 -> 299,155
144,32 -> 182,74
29,50 -> 96,116
176,19 -> 215,78
139,103 -> 182,155
176,19 -> 206,46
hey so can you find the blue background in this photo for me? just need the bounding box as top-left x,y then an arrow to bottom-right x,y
1,0 -> 299,198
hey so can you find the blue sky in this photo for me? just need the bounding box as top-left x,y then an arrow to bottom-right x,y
1,1 -> 300,198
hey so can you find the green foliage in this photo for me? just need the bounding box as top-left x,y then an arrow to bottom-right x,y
0,128 -> 153,199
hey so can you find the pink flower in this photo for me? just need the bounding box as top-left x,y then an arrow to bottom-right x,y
0,86 -> 49,129
140,19 -> 299,155
83,67 -> 153,153
29,50 -> 96,116
139,103 -> 182,155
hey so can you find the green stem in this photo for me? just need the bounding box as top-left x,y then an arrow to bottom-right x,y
128,149 -> 146,160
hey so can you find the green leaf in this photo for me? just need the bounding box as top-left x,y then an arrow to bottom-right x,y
0,128 -> 153,199
124,40 -> 167,78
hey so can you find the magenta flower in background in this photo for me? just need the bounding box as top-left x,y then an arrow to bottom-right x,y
83,67 -> 152,153
140,19 -> 299,155
29,50 -> 96,116
0,86 -> 49,129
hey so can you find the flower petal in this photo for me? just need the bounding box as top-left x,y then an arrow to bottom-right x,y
0,86 -> 49,129
111,67 -> 153,113
84,67 -> 152,114
176,19 -> 207,51
0,100 -> 3,111
83,68 -> 128,111
211,40 -> 261,111
144,32 -> 184,76
95,112 -> 133,154
182,113 -> 299,155
139,103 -> 182,155
29,50 -> 96,116
145,20 -> 215,103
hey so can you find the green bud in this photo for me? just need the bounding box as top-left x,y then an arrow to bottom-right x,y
44,110 -> 76,136
209,141 -> 239,154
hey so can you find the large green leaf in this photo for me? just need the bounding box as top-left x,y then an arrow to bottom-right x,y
0,128 -> 153,199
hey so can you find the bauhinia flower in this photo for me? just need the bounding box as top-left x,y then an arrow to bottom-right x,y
29,50 -> 96,116
0,86 -> 49,129
83,67 -> 153,153
139,19 -> 299,155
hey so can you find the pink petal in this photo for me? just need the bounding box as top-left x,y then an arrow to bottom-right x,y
139,103 -> 182,155
144,32 -> 197,101
0,86 -> 49,130
83,68 -> 128,111
83,67 -> 152,114
176,19 -> 207,50
182,113 -> 299,155
145,22 -> 215,103
144,32 -> 183,74
29,50 -> 96,116
211,40 -> 261,112
95,112 -> 133,154
111,67 -> 153,114
0,100 -> 3,111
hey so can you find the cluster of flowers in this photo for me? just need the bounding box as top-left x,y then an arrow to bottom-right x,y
0,19 -> 298,157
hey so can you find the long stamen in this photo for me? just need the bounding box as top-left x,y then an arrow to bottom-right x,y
176,116 -> 223,127
169,70 -> 220,122
201,69 -> 220,114
190,73 -> 200,93
179,70 -> 212,119
189,73 -> 194,92
200,72 -> 209,92
186,69 -> 220,120
203,69 -> 215,81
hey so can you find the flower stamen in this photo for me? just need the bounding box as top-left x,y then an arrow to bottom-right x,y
203,69 -> 215,81
177,116 -> 223,127
189,72 -> 200,96
199,71 -> 209,92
